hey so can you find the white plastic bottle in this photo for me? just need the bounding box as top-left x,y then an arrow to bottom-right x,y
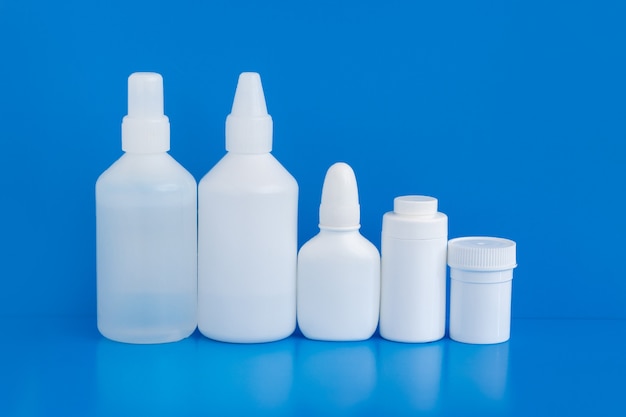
198,72 -> 298,343
380,196 -> 448,343
297,162 -> 380,341
96,72 -> 197,344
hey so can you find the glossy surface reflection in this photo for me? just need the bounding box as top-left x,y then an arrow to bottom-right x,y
97,338 -> 197,415
445,341 -> 511,415
378,339 -> 444,413
0,319 -> 624,416
295,338 -> 377,414
195,335 -> 295,415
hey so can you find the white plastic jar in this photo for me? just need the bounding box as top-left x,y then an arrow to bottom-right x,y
448,237 -> 517,344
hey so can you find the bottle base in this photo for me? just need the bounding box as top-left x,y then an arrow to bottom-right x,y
298,318 -> 378,342
197,292 -> 296,343
197,326 -> 294,344
98,325 -> 196,344
299,332 -> 375,342
449,333 -> 510,345
379,329 -> 445,344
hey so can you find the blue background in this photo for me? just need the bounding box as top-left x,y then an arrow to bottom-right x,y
1,0 -> 625,415
2,0 -> 624,320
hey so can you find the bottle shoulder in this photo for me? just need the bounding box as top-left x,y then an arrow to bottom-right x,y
383,210 -> 448,224
96,152 -> 196,193
299,230 -> 380,260
382,211 -> 448,240
199,152 -> 298,193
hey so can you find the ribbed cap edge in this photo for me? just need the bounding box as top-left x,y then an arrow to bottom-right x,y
448,236 -> 517,271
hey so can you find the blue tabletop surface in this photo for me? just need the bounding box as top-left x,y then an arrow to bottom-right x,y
1,318 -> 623,416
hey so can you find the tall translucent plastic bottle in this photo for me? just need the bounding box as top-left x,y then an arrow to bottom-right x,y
198,72 -> 299,343
96,72 -> 197,344
297,162 -> 380,341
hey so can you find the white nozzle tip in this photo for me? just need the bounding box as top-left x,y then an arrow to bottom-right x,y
319,162 -> 360,228
225,72 -> 273,153
128,72 -> 164,118
230,72 -> 268,117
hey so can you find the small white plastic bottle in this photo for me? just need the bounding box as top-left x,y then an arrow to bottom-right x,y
198,72 -> 298,343
96,72 -> 197,344
297,162 -> 381,341
380,196 -> 448,343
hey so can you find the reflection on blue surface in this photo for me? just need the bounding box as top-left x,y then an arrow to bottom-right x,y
445,341 -> 511,415
97,333 -> 297,416
3,319 -> 574,416
3,318 -> 624,416
194,334 -> 296,415
96,337 -> 198,416
295,337 -> 377,415
93,329 -> 513,415
377,339 -> 444,413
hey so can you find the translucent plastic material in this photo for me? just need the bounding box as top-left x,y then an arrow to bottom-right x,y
96,73 -> 197,344
198,72 -> 298,343
297,163 -> 380,341
121,72 -> 169,154
380,196 -> 448,343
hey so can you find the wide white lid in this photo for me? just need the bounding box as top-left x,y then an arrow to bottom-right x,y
448,236 -> 517,271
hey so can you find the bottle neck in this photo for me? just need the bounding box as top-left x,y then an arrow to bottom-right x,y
225,148 -> 270,156
319,224 -> 361,233
225,114 -> 273,154
122,116 -> 170,153
123,149 -> 168,156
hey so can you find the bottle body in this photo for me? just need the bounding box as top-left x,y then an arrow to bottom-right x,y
96,153 -> 197,344
380,235 -> 447,342
297,230 -> 380,341
449,270 -> 512,344
198,153 -> 298,343
379,196 -> 448,343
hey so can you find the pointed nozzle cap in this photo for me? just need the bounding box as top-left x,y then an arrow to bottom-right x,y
122,72 -> 170,153
319,162 -> 361,229
225,72 -> 273,154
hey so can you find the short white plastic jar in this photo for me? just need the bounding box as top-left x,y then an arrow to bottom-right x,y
447,237 -> 517,344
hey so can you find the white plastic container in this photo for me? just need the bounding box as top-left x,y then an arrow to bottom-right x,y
448,236 -> 517,344
297,162 -> 380,341
198,72 -> 298,343
96,72 -> 197,344
379,196 -> 448,343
